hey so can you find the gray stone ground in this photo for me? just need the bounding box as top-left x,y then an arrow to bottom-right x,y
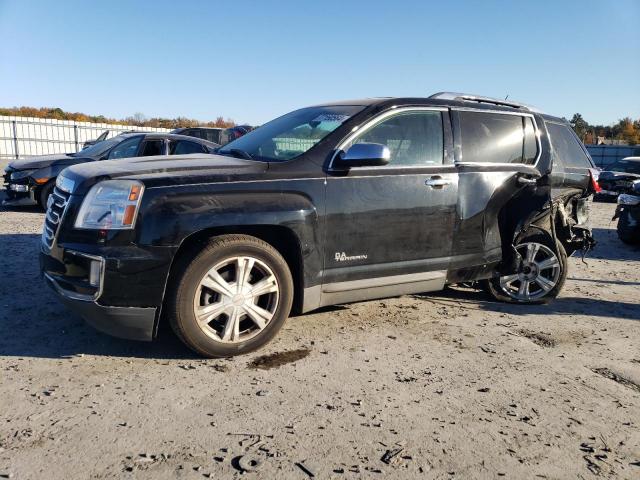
0,200 -> 638,479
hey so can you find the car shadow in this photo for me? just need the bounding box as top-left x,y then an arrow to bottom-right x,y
0,204 -> 43,214
414,286 -> 640,321
0,233 -> 199,360
588,227 -> 640,261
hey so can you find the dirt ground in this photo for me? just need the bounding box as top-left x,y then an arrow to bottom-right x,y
0,200 -> 638,479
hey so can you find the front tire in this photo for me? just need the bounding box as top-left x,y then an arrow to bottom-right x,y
485,232 -> 567,304
38,180 -> 55,210
168,234 -> 294,358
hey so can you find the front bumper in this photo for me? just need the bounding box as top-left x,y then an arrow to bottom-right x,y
2,183 -> 38,206
40,242 -> 174,342
45,271 -> 157,341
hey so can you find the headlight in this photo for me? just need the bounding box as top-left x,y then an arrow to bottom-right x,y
10,170 -> 34,181
74,180 -> 144,230
618,194 -> 640,206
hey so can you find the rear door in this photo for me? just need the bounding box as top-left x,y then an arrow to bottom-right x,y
450,109 -> 546,271
322,108 -> 458,304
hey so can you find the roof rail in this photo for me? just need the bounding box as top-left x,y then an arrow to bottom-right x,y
428,92 -> 543,113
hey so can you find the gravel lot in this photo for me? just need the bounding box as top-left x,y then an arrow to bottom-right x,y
0,200 -> 638,479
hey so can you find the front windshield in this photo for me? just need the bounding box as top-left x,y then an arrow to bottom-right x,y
75,136 -> 123,157
218,105 -> 364,162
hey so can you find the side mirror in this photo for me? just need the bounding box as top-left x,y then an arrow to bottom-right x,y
338,143 -> 390,168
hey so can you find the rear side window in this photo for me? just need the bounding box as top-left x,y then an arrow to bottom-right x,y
205,131 -> 221,143
547,123 -> 592,169
347,111 -> 444,166
170,140 -> 206,155
458,112 -> 538,164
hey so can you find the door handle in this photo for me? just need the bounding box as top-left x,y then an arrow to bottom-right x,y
425,176 -> 451,188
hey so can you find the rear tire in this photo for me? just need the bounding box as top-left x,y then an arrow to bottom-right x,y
167,234 -> 294,358
484,232 -> 567,305
616,209 -> 640,245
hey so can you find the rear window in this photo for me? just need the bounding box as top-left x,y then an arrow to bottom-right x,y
458,112 -> 538,164
547,123 -> 592,169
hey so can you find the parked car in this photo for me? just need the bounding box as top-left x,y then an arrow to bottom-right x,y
2,133 -> 218,209
171,127 -> 224,144
223,125 -> 255,143
40,93 -> 597,357
612,178 -> 640,244
596,157 -> 640,201
82,130 -> 109,149
173,125 -> 255,145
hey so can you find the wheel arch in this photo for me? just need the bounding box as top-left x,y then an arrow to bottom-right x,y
157,224 -> 306,336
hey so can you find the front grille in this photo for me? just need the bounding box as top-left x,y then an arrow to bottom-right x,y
42,186 -> 71,249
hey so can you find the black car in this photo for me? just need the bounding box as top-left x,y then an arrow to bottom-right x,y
3,133 -> 218,209
82,130 -> 109,149
597,157 -> 640,200
613,179 -> 640,244
171,127 -> 225,144
40,93 -> 597,357
172,126 -> 255,145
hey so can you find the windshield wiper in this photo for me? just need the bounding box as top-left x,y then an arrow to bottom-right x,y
224,148 -> 254,160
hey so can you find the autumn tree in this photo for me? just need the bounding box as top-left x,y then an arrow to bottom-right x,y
0,106 -> 236,129
570,113 -> 589,141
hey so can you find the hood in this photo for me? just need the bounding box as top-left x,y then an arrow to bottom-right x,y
8,153 -> 94,171
61,154 -> 269,194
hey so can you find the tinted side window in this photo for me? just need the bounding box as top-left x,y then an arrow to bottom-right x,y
547,123 -> 592,169
523,118 -> 537,164
205,131 -> 221,143
107,137 -> 142,159
170,140 -> 205,155
348,111 -> 444,166
459,112 -> 538,164
140,140 -> 164,156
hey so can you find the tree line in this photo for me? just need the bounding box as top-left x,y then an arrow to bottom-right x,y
0,106 -> 236,129
2,105 -> 638,145
570,114 -> 640,145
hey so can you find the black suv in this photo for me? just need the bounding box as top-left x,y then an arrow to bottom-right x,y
3,133 -> 218,209
40,93 -> 597,357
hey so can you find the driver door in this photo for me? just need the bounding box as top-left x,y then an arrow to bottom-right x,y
321,108 -> 458,305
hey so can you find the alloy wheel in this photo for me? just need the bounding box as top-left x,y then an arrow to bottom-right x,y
193,256 -> 279,343
498,242 -> 561,301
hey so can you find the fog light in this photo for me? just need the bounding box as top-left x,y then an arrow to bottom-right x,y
9,184 -> 29,192
89,260 -> 102,287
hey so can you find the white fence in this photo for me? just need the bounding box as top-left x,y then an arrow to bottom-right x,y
0,116 -> 170,163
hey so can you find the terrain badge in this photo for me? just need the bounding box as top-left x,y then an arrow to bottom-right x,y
334,252 -> 368,262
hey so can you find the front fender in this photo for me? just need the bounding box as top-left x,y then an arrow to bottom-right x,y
137,186 -> 320,248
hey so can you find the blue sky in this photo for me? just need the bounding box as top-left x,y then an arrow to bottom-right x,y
0,0 -> 638,125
